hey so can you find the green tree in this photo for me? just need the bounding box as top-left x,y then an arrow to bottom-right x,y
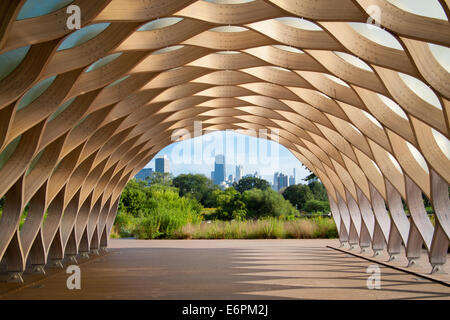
301,163 -> 317,183
242,188 -> 298,219
202,186 -> 221,208
304,199 -> 330,213
308,180 -> 328,201
172,173 -> 217,206
282,184 -> 314,211
118,179 -> 147,216
303,172 -> 318,183
301,166 -> 327,201
214,187 -> 247,221
233,176 -> 270,193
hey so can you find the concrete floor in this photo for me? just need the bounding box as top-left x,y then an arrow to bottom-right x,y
1,239 -> 449,300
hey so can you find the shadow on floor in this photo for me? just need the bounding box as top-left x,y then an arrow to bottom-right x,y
1,244 -> 449,300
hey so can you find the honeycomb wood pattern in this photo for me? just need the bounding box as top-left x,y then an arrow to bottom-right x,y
0,0 -> 449,276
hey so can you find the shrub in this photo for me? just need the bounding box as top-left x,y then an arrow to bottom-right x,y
243,188 -> 298,219
213,187 -> 247,221
311,216 -> 338,238
307,180 -> 328,201
304,199 -> 330,213
115,182 -> 203,239
114,211 -> 137,238
282,184 -> 313,211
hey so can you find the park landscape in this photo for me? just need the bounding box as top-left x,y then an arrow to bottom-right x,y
111,172 -> 338,240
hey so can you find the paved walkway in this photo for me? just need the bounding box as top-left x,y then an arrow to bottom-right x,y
1,239 -> 449,299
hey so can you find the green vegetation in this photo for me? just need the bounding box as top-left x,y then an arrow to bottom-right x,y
281,176 -> 329,214
115,179 -> 202,239
303,199 -> 330,214
242,188 -> 298,219
0,171 -> 442,241
212,187 -> 247,221
173,173 -> 218,207
113,173 -> 336,240
282,184 -> 313,210
232,176 -> 271,193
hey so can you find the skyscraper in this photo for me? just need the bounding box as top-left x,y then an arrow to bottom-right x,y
278,173 -> 288,191
289,175 -> 295,186
155,155 -> 170,173
289,168 -> 296,186
273,172 -> 280,190
214,155 -> 225,185
235,165 -> 243,182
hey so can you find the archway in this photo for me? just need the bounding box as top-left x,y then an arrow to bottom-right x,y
0,0 -> 449,282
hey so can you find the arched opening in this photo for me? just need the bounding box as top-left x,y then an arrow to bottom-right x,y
114,129 -> 333,240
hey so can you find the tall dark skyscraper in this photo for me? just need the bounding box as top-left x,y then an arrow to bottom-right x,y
155,156 -> 170,173
273,172 -> 280,190
278,173 -> 288,191
214,155 -> 225,185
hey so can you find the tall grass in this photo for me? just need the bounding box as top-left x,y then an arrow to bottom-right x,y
115,208 -> 202,239
170,217 -> 337,240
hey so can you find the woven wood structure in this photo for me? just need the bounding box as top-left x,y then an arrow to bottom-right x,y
0,0 -> 449,281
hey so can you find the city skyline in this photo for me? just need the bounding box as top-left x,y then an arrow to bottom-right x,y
143,131 -> 311,183
140,154 -> 304,188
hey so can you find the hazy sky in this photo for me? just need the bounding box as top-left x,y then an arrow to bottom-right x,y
144,131 -> 310,184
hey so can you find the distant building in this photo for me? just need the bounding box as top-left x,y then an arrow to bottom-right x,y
289,168 -> 295,186
278,173 -> 288,191
228,174 -> 234,183
214,155 -> 225,185
135,168 -> 153,181
211,171 -> 215,181
289,175 -> 295,186
155,156 -> 170,173
253,171 -> 262,179
235,165 -> 243,182
273,172 -> 280,190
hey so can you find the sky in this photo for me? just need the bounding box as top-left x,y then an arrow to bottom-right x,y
144,131 -> 311,184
